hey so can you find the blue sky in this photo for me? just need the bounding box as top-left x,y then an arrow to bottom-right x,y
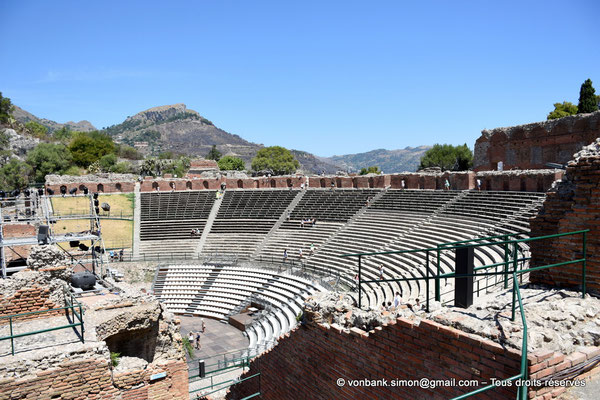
0,1 -> 598,157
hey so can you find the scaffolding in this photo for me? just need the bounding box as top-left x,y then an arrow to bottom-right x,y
0,190 -> 109,279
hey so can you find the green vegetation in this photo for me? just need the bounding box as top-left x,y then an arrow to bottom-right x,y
182,337 -> 195,358
578,79 -> 598,114
419,144 -> 473,171
68,131 -> 116,167
141,156 -> 190,177
0,131 -> 10,163
25,121 -> 48,139
103,119 -> 142,136
218,155 -> 245,171
547,101 -> 578,120
26,143 -> 73,182
251,146 -> 299,175
206,144 -> 222,161
0,92 -> 13,124
110,352 -> 121,367
0,159 -> 32,190
359,166 -> 380,175
117,144 -> 143,160
53,126 -> 73,143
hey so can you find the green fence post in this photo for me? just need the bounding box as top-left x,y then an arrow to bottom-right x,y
582,231 -> 587,299
435,247 -> 441,302
80,304 -> 85,343
511,242 -> 518,322
503,237 -> 509,289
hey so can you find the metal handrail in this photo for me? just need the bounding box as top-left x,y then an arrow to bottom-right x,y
0,285 -> 85,355
341,229 -> 588,400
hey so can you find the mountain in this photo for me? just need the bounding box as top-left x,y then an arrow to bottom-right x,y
12,105 -> 96,132
102,103 -> 343,174
324,146 -> 432,173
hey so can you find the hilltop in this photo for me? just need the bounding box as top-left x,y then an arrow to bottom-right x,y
325,146 -> 431,173
12,105 -> 96,132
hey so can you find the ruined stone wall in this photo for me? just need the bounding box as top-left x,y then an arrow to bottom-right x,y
226,316 -> 600,400
227,317 -> 522,399
474,111 -> 600,171
0,284 -> 60,322
530,140 -> 600,292
46,170 -> 560,194
0,357 -> 188,400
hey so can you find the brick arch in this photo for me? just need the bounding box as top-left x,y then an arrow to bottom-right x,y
186,181 -> 192,190
237,180 -> 244,189
97,184 -> 104,193
202,181 -> 209,189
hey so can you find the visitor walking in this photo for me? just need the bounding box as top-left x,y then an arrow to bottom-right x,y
283,249 -> 288,263
195,331 -> 201,350
188,332 -> 195,349
476,179 -> 482,191
379,264 -> 384,280
444,179 -> 450,191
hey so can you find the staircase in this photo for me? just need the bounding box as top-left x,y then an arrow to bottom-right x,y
195,193 -> 223,256
250,190 -> 306,258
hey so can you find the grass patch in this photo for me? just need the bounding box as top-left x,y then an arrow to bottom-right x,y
51,194 -> 134,217
182,337 -> 195,358
54,218 -> 133,249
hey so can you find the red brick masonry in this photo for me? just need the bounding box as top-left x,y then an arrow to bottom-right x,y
226,318 -> 600,400
0,359 -> 188,400
530,155 -> 600,293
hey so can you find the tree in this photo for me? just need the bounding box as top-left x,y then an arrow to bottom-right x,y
68,131 -> 116,167
53,126 -> 73,143
218,156 -> 245,171
251,146 -> 299,175
547,101 -> 578,120
206,145 -> 222,161
359,166 -> 380,175
419,144 -> 473,171
0,159 -> 32,191
0,92 -> 14,124
0,130 -> 10,165
98,153 -> 118,172
577,79 -> 599,114
25,121 -> 48,139
117,144 -> 143,160
26,143 -> 73,183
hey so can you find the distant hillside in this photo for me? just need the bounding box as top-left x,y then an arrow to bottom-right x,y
102,103 -> 342,174
324,146 -> 431,173
12,105 -> 96,132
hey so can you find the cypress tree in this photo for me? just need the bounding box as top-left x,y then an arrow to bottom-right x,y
577,79 -> 599,114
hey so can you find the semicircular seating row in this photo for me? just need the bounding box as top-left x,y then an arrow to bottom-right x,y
142,189 -> 546,311
152,264 -> 325,350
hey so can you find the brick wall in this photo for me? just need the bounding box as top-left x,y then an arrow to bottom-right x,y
529,155 -> 600,292
0,359 -> 188,400
0,284 -> 61,322
474,111 -> 600,171
48,171 -> 559,195
227,317 -> 600,400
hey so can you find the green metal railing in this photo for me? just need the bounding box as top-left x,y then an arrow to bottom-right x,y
189,371 -> 261,399
188,356 -> 250,381
0,285 -> 85,356
341,229 -> 589,400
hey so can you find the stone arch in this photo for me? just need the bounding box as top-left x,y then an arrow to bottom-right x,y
286,178 -> 292,188
202,181 -> 209,189
368,178 -> 374,188
60,185 -> 67,195
352,178 -> 358,188
115,183 -> 122,192
254,180 -> 260,188
270,179 -> 277,188
97,184 -> 104,193
237,179 -> 244,189
320,178 -> 326,188
186,181 -> 192,190
152,182 -> 159,191
79,184 -> 86,192
336,178 -> 342,188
